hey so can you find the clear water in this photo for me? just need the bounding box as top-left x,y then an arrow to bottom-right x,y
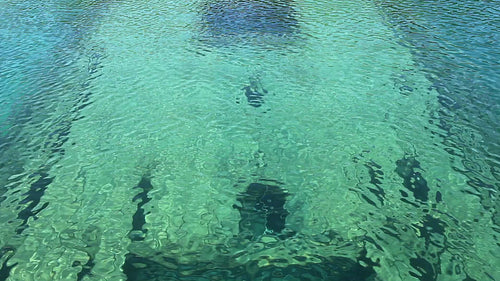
0,0 -> 498,281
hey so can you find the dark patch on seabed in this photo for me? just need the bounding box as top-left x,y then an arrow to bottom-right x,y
0,49 -> 103,280
234,182 -> 295,240
362,161 -> 386,207
393,157 -> 467,281
408,214 -> 448,281
129,176 -> 154,241
15,172 -> 53,234
199,0 -> 299,44
350,153 -> 387,208
75,259 -> 95,281
0,3 -> 110,280
74,225 -> 102,281
0,0 -> 105,190
0,246 -> 17,281
123,252 -> 378,281
374,1 -> 499,235
395,155 -> 429,204
123,179 -> 379,280
242,78 -> 268,108
1,44 -> 103,235
0,171 -> 53,278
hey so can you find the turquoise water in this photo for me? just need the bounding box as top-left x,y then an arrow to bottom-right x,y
0,0 -> 498,280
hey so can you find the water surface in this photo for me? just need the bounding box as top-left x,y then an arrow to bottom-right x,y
0,0 -> 498,280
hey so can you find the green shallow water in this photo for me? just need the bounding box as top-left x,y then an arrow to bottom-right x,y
0,0 -> 498,281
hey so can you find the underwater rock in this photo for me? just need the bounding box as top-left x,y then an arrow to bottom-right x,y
234,182 -> 292,240
122,252 -> 378,281
395,156 -> 429,202
0,246 -> 16,281
16,172 -> 52,234
243,85 -> 265,107
200,0 -> 299,39
242,78 -> 268,108
129,176 -> 153,241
